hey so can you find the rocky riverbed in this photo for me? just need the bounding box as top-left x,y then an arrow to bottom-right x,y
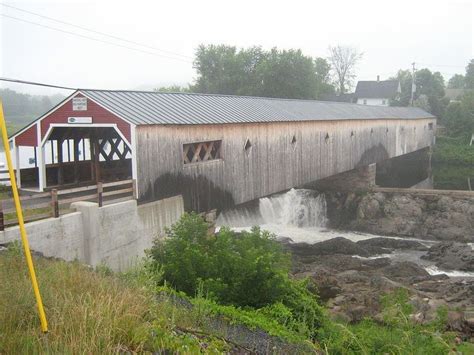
282,236 -> 474,340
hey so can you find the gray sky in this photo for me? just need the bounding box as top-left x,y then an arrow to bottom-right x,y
1,0 -> 473,96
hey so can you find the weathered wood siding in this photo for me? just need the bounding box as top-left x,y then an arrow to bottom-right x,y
136,118 -> 436,211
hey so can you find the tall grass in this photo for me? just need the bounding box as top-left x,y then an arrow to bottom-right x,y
0,245 -> 153,353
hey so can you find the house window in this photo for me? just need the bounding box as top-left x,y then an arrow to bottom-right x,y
183,140 -> 222,164
428,123 -> 433,131
363,99 -> 367,105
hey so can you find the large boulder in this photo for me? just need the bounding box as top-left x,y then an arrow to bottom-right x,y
288,237 -> 383,260
421,242 -> 474,272
380,261 -> 430,281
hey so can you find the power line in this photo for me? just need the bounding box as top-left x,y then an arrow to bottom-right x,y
1,14 -> 192,64
0,77 -> 77,90
1,3 -> 193,60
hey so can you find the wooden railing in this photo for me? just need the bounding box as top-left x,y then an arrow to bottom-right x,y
0,179 -> 136,230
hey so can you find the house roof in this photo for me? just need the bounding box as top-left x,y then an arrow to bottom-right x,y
354,80 -> 400,99
80,89 -> 433,126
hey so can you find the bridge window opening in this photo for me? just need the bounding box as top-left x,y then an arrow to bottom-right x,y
350,131 -> 355,138
183,140 -> 222,164
386,128 -> 389,133
370,128 -> 374,134
428,123 -> 433,130
291,135 -> 297,146
401,126 -> 405,131
325,133 -> 330,143
244,138 -> 252,155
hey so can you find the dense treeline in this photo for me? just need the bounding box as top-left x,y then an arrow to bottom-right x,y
159,45 -> 335,100
0,88 -> 64,133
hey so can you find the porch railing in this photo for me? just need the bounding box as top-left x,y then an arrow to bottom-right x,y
0,179 -> 136,230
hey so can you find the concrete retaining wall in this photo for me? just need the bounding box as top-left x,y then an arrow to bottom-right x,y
0,195 -> 184,271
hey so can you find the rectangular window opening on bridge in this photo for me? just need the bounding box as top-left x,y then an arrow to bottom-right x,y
183,140 -> 222,165
428,123 -> 433,130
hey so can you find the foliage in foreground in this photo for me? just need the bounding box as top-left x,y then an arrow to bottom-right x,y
149,213 -> 326,339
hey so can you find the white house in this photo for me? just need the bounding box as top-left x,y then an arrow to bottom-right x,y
354,76 -> 401,106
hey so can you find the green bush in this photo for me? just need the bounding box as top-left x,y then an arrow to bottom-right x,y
149,213 -> 326,338
433,136 -> 474,165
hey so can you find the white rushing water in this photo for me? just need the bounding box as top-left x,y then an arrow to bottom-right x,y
217,188 -> 474,278
218,188 -> 426,244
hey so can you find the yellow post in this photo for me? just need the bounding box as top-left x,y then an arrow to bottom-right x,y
0,99 -> 48,333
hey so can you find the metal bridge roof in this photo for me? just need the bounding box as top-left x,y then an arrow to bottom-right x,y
81,89 -> 434,126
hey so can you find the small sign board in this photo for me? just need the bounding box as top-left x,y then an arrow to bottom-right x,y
68,116 -> 92,124
72,97 -> 87,111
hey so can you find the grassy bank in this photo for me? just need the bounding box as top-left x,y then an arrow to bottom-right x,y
433,136 -> 474,165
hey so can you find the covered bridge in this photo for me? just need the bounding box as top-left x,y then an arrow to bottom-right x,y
10,90 -> 436,212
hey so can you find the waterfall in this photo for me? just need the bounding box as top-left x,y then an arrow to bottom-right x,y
217,189 -> 327,228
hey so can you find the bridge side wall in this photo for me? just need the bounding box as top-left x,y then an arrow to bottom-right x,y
136,118 -> 436,212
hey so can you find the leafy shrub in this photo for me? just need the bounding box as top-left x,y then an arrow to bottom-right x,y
433,136 -> 474,165
149,213 -> 326,338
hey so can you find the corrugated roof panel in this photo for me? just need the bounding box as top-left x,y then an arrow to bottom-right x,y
81,90 -> 435,126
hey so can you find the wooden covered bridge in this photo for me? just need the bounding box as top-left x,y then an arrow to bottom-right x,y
10,90 -> 436,212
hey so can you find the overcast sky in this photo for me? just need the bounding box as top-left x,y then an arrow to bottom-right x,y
0,0 -> 473,96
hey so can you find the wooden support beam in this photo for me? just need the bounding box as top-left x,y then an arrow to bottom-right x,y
51,189 -> 59,218
57,139 -> 64,185
93,136 -> 101,183
73,138 -> 80,183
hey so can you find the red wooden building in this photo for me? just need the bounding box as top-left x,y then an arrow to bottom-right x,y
10,91 -> 134,192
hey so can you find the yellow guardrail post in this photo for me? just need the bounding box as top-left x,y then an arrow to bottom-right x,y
0,99 -> 48,333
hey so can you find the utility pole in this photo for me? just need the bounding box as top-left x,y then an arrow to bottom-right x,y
410,62 -> 416,106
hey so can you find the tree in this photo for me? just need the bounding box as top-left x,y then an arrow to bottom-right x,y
155,85 -> 190,93
445,91 -> 474,138
390,68 -> 447,118
314,57 -> 335,98
415,69 -> 446,118
465,59 -> 474,89
255,48 -> 320,99
327,45 -> 363,94
191,44 -> 335,99
447,74 -> 465,89
390,70 -> 413,106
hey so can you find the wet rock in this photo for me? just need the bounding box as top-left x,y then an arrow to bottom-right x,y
447,311 -> 465,332
356,237 -> 428,251
357,196 -> 381,219
308,269 -> 342,301
421,242 -> 474,272
287,237 -> 380,259
370,276 -> 406,292
380,261 -> 430,280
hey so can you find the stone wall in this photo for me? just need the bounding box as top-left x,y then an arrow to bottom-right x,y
326,190 -> 474,242
0,195 -> 184,271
